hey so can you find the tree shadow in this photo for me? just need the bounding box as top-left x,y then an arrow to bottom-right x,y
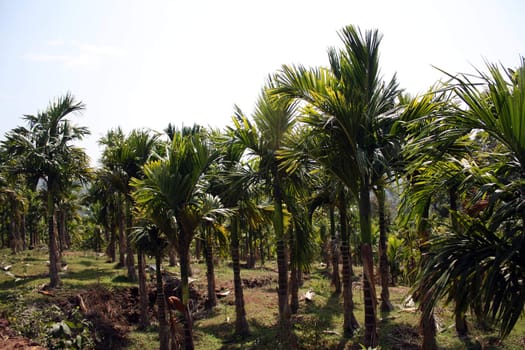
378,318 -> 421,350
0,272 -> 49,289
302,292 -> 342,331
196,317 -> 278,349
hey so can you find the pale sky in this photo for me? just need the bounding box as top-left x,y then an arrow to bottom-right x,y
1,0 -> 524,166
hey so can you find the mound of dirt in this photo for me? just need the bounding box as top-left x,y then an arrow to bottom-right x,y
67,279 -> 206,349
67,286 -> 141,349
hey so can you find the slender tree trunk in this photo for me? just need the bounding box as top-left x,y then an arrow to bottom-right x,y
231,217 -> 250,336
107,221 -> 116,262
156,249 -> 170,350
276,236 -> 293,346
7,193 -> 23,253
168,244 -> 177,267
420,307 -> 437,350
329,205 -> 341,294
118,206 -> 126,268
63,211 -> 71,249
289,226 -> 299,315
58,209 -> 70,250
247,228 -> 256,268
126,208 -> 137,282
195,238 -> 202,263
259,229 -> 265,266
138,250 -> 150,329
28,213 -> 33,249
47,192 -> 61,288
339,190 -> 359,336
359,184 -> 378,347
376,186 -> 393,312
178,238 -> 194,350
418,199 -> 438,350
204,231 -> 217,309
319,223 -> 330,268
56,209 -> 64,252
290,263 -> 300,314
273,177 -> 295,348
8,206 -> 19,254
20,213 -> 26,251
449,187 -> 468,337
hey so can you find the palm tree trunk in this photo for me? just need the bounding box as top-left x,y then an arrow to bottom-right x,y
276,236 -> 293,346
7,202 -> 20,254
156,249 -> 170,350
259,229 -> 265,266
449,187 -> 468,337
20,213 -> 26,251
168,244 -> 177,267
273,180 -> 295,348
138,249 -> 150,329
418,199 -> 438,350
247,228 -> 256,268
178,230 -> 194,350
57,208 -> 64,252
339,190 -> 359,336
420,308 -> 437,350
204,232 -> 217,309
231,217 -> 250,336
359,184 -> 378,347
107,220 -> 116,262
330,205 -> 341,294
319,224 -> 329,268
126,208 -> 137,282
57,208 -> 70,250
376,186 -> 393,312
47,192 -> 61,288
290,235 -> 300,314
118,204 -> 126,268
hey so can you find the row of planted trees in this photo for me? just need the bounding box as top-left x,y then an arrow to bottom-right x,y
1,24 -> 524,350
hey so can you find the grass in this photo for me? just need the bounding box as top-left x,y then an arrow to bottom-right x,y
0,248 -> 524,349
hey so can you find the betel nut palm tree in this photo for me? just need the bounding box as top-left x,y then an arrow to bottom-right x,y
416,59 -> 525,340
2,93 -> 90,288
273,25 -> 399,346
132,126 -> 219,350
229,88 -> 299,348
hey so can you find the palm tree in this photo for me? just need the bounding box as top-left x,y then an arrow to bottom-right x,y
307,175 -> 344,294
229,91 -> 299,347
99,128 -> 128,266
86,168 -> 121,262
130,222 -> 170,345
196,193 -> 231,309
273,25 -> 400,345
416,59 -> 525,339
131,126 -> 219,350
2,93 -> 90,288
99,128 -> 160,281
0,179 -> 26,254
396,90 -> 456,349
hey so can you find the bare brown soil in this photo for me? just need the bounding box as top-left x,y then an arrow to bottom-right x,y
0,318 -> 46,350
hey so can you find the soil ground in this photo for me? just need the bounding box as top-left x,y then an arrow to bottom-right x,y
1,249 -> 524,349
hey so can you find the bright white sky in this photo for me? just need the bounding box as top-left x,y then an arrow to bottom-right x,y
1,0 -> 524,166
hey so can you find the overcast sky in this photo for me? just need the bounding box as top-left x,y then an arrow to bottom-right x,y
1,0 -> 524,166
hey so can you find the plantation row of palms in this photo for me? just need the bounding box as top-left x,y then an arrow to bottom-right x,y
1,25 -> 524,349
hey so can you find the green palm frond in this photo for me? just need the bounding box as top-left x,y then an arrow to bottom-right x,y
418,213 -> 524,337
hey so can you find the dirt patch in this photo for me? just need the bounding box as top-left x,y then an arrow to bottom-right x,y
0,318 -> 46,350
8,277 -> 207,350
68,286 -> 139,349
